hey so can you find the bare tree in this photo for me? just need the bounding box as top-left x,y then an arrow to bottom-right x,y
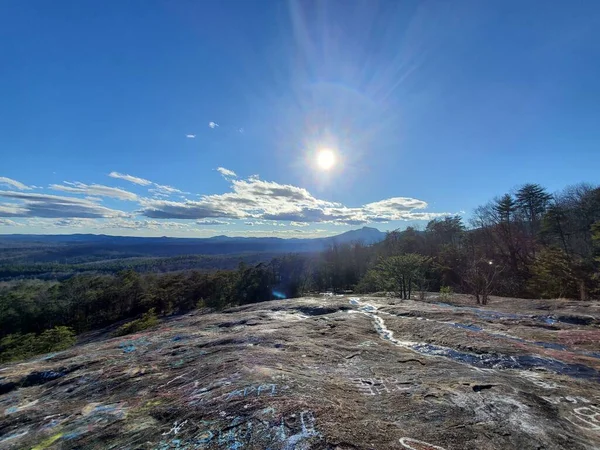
463,259 -> 502,305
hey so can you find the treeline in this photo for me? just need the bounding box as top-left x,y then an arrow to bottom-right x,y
310,183 -> 600,303
0,253 -> 278,281
0,254 -> 309,339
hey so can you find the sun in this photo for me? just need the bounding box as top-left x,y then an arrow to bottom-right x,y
316,148 -> 336,170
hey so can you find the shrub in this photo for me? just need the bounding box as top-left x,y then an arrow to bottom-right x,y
114,308 -> 159,337
439,286 -> 453,301
0,326 -> 76,363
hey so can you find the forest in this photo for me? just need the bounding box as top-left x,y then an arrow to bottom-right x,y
1,182 -> 599,361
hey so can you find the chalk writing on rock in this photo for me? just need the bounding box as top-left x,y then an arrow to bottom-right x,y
159,409 -> 321,449
519,371 -> 559,389
352,378 -> 411,396
567,405 -> 600,431
541,396 -> 591,405
226,383 -> 277,400
163,420 -> 188,436
400,437 -> 447,450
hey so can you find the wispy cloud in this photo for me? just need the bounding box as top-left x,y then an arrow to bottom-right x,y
0,218 -> 20,226
208,122 -> 219,129
149,184 -> 188,198
216,167 -> 237,179
186,134 -> 196,139
0,176 -> 31,191
0,191 -> 127,219
108,172 -> 152,186
196,219 -> 230,226
291,221 -> 310,227
50,182 -> 138,201
53,218 -> 97,228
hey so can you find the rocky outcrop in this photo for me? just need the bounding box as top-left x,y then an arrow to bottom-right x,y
1,295 -> 599,449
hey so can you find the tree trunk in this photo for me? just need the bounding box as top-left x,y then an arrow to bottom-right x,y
579,280 -> 588,301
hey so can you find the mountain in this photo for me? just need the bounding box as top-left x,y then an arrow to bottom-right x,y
325,226 -> 386,245
0,227 -> 387,263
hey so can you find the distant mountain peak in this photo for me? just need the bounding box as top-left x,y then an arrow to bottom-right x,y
327,226 -> 385,244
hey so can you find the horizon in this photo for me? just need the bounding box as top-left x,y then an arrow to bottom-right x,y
1,1 -> 599,238
0,225 -> 384,240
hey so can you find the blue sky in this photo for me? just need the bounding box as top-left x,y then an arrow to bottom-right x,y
1,0 -> 599,237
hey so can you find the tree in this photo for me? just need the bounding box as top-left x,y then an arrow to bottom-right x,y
494,194 -> 517,224
462,259 -> 501,305
515,183 -> 552,238
374,254 -> 430,299
528,247 -> 577,299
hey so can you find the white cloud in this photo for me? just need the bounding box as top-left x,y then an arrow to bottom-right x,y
0,176 -> 31,191
50,182 -> 138,201
0,218 -> 20,226
101,219 -> 194,231
53,218 -> 96,228
236,228 -> 331,237
0,191 -> 127,219
3,170 -> 449,232
208,122 -> 219,129
149,184 -> 188,198
108,172 -> 152,186
186,134 -> 196,139
196,219 -> 230,226
291,221 -> 310,227
138,175 -> 447,225
109,172 -> 188,199
216,167 -> 237,179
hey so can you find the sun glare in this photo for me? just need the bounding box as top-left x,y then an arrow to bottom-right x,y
316,148 -> 336,170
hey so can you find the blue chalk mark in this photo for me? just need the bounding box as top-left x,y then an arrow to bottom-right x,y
282,411 -> 320,450
227,389 -> 245,400
261,407 -> 276,416
119,343 -> 137,353
276,418 -> 287,441
257,384 -> 276,396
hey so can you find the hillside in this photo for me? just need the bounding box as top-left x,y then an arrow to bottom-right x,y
0,227 -> 386,264
1,295 -> 599,449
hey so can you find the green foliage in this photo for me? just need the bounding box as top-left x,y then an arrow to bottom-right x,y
114,309 -> 159,336
528,248 -> 577,299
373,254 -> 430,299
0,326 -> 76,363
439,286 -> 453,300
354,269 -> 383,294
